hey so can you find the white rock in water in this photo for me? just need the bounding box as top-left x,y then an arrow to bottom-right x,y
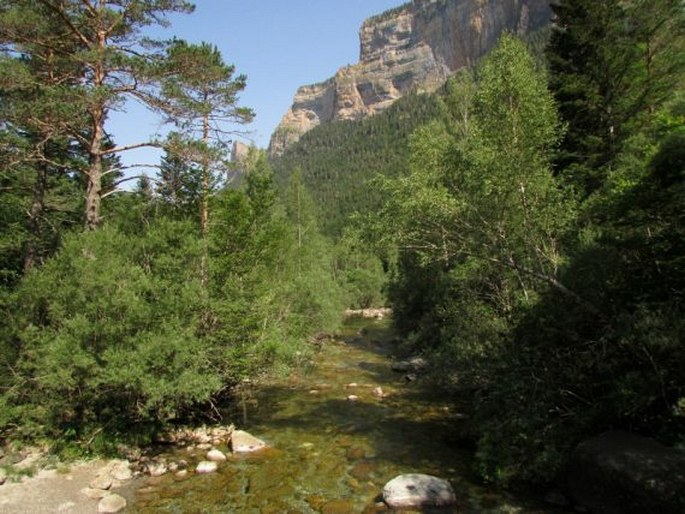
230,430 -> 267,453
97,493 -> 127,513
382,473 -> 456,509
206,448 -> 227,462
195,460 -> 218,474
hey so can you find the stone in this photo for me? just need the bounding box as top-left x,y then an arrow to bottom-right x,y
81,487 -> 110,500
392,356 -> 428,373
207,449 -> 227,462
230,430 -> 267,453
195,461 -> 218,474
89,474 -> 113,491
321,499 -> 355,514
382,473 -> 456,509
97,493 -> 127,513
146,462 -> 167,477
110,460 -> 132,481
175,469 -> 189,479
0,468 -> 6,485
347,395 -> 359,402
563,431 -> 685,514
373,386 -> 385,397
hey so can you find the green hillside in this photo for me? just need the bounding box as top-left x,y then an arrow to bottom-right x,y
271,92 -> 445,236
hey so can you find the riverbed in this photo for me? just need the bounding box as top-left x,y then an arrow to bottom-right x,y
128,317 -> 572,513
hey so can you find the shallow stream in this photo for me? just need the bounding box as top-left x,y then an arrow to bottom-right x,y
129,317 -> 572,513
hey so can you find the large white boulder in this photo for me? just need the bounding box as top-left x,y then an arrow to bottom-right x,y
382,473 -> 456,509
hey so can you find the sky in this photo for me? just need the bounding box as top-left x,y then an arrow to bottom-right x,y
108,0 -> 405,176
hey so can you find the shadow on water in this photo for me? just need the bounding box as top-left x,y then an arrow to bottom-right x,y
130,317 -> 574,514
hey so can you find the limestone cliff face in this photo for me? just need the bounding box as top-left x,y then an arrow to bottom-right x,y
269,0 -> 551,156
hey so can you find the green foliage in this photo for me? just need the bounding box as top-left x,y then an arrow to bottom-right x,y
272,92 -> 445,236
3,223 -> 216,440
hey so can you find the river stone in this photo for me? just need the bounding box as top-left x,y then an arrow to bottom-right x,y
382,473 -> 456,509
207,448 -> 227,462
146,462 -> 167,477
391,356 -> 428,373
81,487 -> 110,499
110,460 -> 132,481
196,460 -> 218,474
89,474 -> 113,491
231,430 -> 267,453
97,493 -> 127,513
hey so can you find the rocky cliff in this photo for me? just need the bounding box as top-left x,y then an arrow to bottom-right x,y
269,0 -> 551,156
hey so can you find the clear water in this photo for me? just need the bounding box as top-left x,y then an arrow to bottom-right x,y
128,318 -> 571,513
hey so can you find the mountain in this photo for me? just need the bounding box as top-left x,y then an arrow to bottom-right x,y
268,0 -> 551,156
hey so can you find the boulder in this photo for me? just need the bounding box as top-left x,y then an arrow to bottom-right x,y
382,473 -> 456,509
230,430 -> 267,453
564,431 -> 685,514
195,461 -> 218,474
97,493 -> 127,513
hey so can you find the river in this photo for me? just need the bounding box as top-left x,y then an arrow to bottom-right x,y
128,317 -> 572,513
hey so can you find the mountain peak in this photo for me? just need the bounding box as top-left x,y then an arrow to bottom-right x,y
269,0 -> 551,157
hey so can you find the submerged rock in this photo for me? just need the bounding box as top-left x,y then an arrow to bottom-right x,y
382,473 -> 456,509
231,430 -> 267,453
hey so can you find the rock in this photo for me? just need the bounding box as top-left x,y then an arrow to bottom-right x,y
207,449 -> 227,462
97,493 -> 127,513
563,431 -> 685,514
321,499 -> 355,514
230,430 -> 267,453
269,1 -> 551,156
347,395 -> 359,402
109,460 -> 132,481
89,474 -> 113,491
175,469 -> 189,479
392,356 -> 428,373
146,462 -> 167,477
0,468 -> 6,485
195,461 -> 218,474
382,473 -> 456,509
81,487 -> 110,500
196,443 -> 212,450
373,386 -> 385,397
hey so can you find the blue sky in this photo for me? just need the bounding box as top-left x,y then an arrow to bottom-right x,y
108,1 -> 405,176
